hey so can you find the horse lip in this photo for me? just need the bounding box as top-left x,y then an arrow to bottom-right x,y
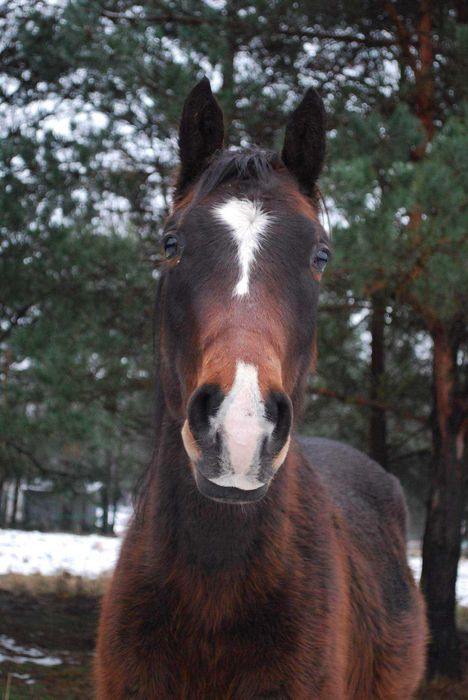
195,469 -> 269,504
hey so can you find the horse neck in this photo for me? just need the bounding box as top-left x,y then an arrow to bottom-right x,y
140,405 -> 296,584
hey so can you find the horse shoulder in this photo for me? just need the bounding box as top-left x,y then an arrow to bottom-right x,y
297,436 -> 427,698
298,436 -> 407,535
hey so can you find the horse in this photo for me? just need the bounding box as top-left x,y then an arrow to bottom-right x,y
95,78 -> 427,699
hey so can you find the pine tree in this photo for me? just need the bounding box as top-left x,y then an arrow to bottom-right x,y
1,0 -> 467,677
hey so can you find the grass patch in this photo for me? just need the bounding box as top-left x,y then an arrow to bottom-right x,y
0,586 -> 99,700
0,573 -> 108,598
0,679 -> 55,700
457,605 -> 468,630
0,661 -> 94,700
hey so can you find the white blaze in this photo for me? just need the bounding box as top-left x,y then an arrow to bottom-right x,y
213,198 -> 272,297
209,361 -> 274,490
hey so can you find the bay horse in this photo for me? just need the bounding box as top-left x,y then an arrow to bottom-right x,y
96,78 -> 427,699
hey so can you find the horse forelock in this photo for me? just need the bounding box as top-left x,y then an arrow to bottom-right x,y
179,147 -> 281,207
172,147 -> 328,242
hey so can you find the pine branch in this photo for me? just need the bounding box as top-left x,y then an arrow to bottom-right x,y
2,439 -> 84,479
101,9 -> 397,49
273,27 -> 395,48
319,302 -> 370,313
307,386 -> 428,424
102,10 -> 211,27
0,302 -> 38,343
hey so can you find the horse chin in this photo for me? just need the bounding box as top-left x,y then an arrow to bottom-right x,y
194,469 -> 269,505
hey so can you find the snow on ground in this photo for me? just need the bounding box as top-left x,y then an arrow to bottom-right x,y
0,528 -> 123,579
410,556 -> 468,607
1,527 -> 467,606
0,507 -> 132,579
0,636 -> 62,667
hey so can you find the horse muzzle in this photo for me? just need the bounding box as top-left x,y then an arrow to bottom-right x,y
194,469 -> 269,504
182,368 -> 292,504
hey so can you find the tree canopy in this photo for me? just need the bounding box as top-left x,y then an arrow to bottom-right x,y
1,0 -> 467,679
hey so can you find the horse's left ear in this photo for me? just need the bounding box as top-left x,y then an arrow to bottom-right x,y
281,88 -> 326,196
175,77 -> 224,199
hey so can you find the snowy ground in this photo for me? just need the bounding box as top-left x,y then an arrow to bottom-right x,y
409,555 -> 468,607
0,528 -> 122,579
0,635 -> 62,668
0,526 -> 467,606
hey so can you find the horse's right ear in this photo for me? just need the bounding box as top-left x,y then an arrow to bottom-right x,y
175,78 -> 224,199
281,88 -> 326,197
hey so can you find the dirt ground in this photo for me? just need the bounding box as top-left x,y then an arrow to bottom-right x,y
416,635 -> 468,700
0,581 -> 97,700
0,575 -> 467,699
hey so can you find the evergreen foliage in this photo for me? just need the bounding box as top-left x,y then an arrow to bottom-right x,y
0,0 -> 467,677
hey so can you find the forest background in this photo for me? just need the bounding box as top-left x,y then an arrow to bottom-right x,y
1,0 -> 467,682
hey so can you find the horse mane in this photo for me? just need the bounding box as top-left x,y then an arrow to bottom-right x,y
133,273 -> 165,522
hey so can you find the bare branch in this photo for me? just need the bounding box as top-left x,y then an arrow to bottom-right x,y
273,27 -> 395,48
102,9 -> 397,49
2,439 -> 82,479
102,10 -> 210,27
307,386 -> 428,424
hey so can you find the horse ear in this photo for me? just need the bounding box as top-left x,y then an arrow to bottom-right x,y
175,77 -> 224,199
281,88 -> 326,196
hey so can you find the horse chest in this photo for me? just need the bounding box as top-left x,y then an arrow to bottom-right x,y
126,623 -> 304,699
120,578 -> 340,700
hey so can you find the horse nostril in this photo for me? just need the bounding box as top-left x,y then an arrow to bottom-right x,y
265,391 -> 293,452
187,384 -> 224,439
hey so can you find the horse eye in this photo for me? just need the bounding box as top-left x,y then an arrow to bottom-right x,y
164,235 -> 179,260
312,248 -> 330,273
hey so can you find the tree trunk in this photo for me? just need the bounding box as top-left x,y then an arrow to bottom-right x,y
0,479 -> 5,526
219,5 -> 238,142
421,324 -> 467,678
369,293 -> 387,469
108,458 -> 117,536
101,454 -> 115,535
111,499 -> 118,533
101,483 -> 110,535
10,477 -> 21,526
